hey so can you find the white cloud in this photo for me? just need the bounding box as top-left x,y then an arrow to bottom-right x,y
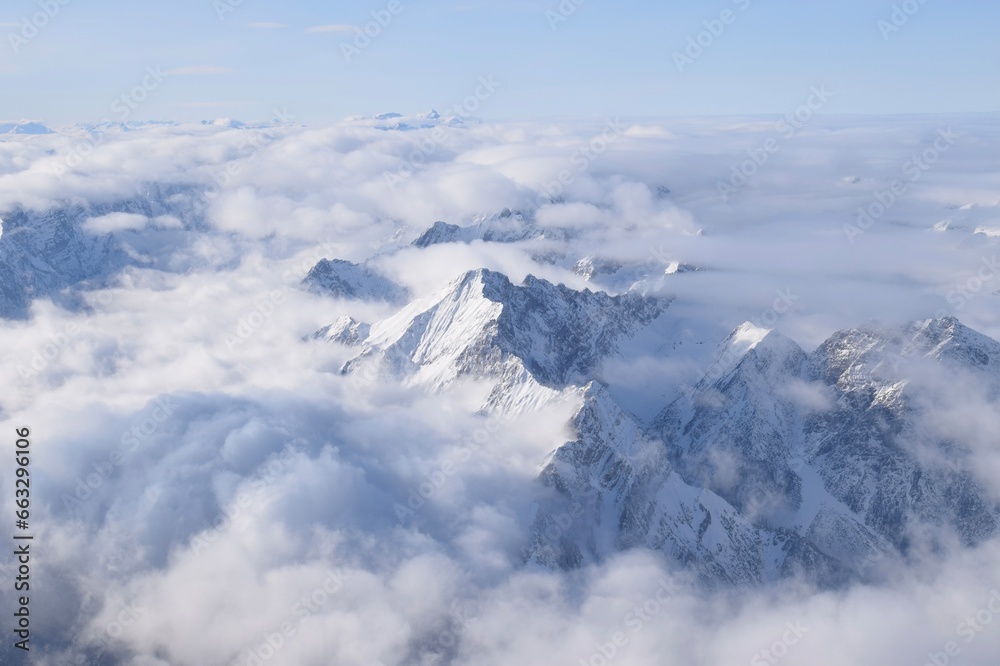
305,24 -> 356,33
778,378 -> 836,412
1,115 -> 999,665
82,212 -> 149,233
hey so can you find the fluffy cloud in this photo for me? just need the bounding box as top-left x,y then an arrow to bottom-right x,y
0,114 -> 999,664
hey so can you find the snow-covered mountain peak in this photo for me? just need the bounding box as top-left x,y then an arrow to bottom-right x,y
412,221 -> 461,248
337,269 -> 671,412
811,317 -> 1000,395
572,380 -> 624,427
903,316 -> 1000,368
412,210 -> 541,248
726,321 -> 769,347
742,330 -> 808,373
0,120 -> 54,135
465,266 -> 515,294
314,315 -> 371,346
0,189 -> 200,318
302,258 -> 409,304
321,263 -> 1000,587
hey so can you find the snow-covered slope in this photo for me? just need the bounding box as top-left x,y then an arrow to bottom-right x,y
566,316 -> 1000,584
0,188 -> 200,317
662,330 -> 811,518
412,209 -> 543,248
336,268 -> 671,413
313,315 -> 371,345
315,261 -> 1000,587
529,382 -> 852,587
805,317 -> 1000,551
0,121 -> 54,134
302,258 -> 408,303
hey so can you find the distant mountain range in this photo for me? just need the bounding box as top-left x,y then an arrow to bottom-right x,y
323,268 -> 1000,587
3,192 -> 997,589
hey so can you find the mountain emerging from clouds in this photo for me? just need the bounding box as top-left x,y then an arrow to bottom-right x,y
302,258 -> 409,303
535,315 -> 1000,587
0,204 -> 138,318
0,186 -> 203,318
0,121 -> 54,135
412,209 -> 543,248
319,265 -> 1000,588
2,185 -> 996,591
2,117 -> 1000,665
339,268 -> 670,414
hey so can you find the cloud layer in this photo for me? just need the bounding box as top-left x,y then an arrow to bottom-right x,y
0,114 -> 999,664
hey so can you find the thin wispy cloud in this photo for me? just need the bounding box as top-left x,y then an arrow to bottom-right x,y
305,24 -> 356,33
172,101 -> 254,108
165,65 -> 236,76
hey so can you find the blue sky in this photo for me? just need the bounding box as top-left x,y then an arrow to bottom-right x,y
1,0 -> 998,125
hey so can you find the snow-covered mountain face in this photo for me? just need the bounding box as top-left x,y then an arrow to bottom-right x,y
802,318 -> 1000,551
1,129 -> 995,594
313,315 -> 371,345
302,258 -> 408,303
317,261 -> 1000,588
536,316 -> 1000,587
408,207 -> 703,298
412,209 -> 544,248
0,186 -> 203,318
531,381 -> 855,587
336,268 -> 671,413
0,207 -> 128,317
5,118 -> 1000,663
0,121 -> 54,135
